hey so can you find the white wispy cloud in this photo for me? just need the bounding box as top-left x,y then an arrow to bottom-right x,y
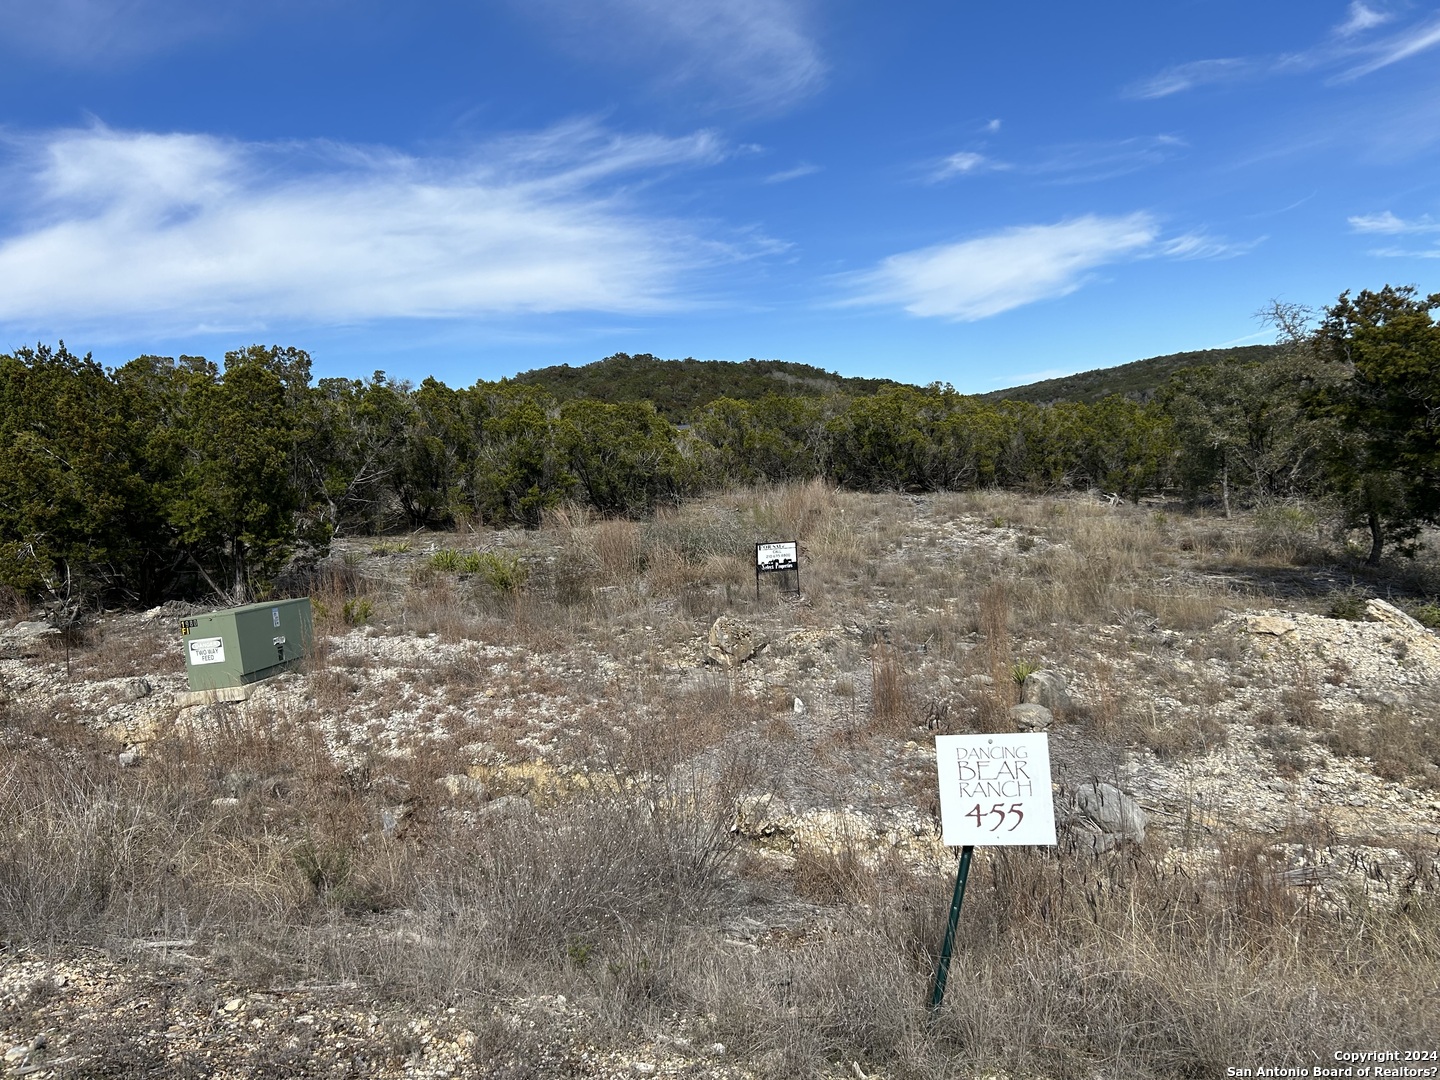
1353,209 -> 1440,256
1128,6 -> 1439,98
765,162 -> 821,183
1156,231 -> 1264,259
1349,210 -> 1440,233
1032,135 -> 1186,182
1338,13 -> 1440,79
0,121 -> 759,334
1336,2 -> 1392,37
1367,245 -> 1440,258
843,214 -> 1253,321
1126,58 -> 1255,100
842,214 -> 1160,321
0,0 -> 276,62
927,151 -> 1007,182
516,0 -> 825,113
926,136 -> 1182,186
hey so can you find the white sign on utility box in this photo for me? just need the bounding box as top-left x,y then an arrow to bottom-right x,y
935,733 -> 1056,847
188,637 -> 226,666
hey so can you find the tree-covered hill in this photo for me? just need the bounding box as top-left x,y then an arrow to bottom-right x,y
4,284 -> 1434,605
985,344 -> 1286,404
511,353 -> 902,421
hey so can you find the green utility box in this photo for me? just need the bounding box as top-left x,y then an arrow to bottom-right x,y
179,597 -> 314,692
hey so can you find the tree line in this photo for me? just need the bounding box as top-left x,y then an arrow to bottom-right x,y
2,284 -> 1436,606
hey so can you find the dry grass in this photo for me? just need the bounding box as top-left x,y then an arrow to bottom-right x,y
12,701 -> 1428,1080
1325,704 -> 1440,788
867,642 -> 912,733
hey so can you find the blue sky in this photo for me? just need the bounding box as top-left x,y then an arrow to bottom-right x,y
1,1 -> 1437,392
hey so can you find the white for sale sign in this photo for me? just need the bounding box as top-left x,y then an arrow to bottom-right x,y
935,733 -> 1056,846
755,541 -> 798,572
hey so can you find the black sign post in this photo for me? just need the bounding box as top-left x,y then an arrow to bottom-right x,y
929,844 -> 974,1010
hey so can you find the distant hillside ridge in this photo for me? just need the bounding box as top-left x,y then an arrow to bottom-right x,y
512,353 -> 904,421
984,343 -> 1287,405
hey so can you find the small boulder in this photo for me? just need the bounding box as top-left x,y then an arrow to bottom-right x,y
707,617 -> 768,667
1359,689 -> 1402,708
1072,782 -> 1146,845
1,620 -> 59,659
1364,598 -> 1426,633
1021,670 -> 1071,711
123,677 -> 153,701
1010,703 -> 1053,731
1246,615 -> 1297,637
380,806 -> 407,838
733,793 -> 776,836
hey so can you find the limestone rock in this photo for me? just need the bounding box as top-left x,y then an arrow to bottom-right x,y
1,620 -> 58,659
1021,670 -> 1071,711
380,806 -> 407,838
733,793 -> 791,840
1364,598 -> 1426,633
1010,703 -> 1053,731
1071,782 -> 1146,846
706,616 -> 768,667
1246,615 -> 1297,636
123,677 -> 153,701
1358,689 -> 1402,708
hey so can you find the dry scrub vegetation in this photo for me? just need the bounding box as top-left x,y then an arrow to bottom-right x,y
3,483 -> 1440,1079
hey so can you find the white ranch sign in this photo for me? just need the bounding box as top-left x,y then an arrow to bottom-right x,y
935,733 -> 1057,847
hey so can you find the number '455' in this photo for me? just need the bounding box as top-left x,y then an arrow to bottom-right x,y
965,802 -> 1025,831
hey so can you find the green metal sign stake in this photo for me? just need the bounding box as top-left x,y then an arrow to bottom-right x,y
929,844 -> 974,1011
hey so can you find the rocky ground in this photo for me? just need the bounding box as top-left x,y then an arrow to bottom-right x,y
2,491 -> 1438,1078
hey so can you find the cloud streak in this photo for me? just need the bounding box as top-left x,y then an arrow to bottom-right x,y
517,0 -> 825,113
1336,2 -> 1391,37
1127,58 -> 1256,100
0,122 -> 757,334
1349,210 -> 1440,233
843,214 -> 1253,321
1127,6 -> 1440,99
1338,14 -> 1440,79
765,162 -> 821,184
927,151 -> 1008,182
842,214 -> 1160,321
1367,247 -> 1440,258
927,136 -> 1183,186
0,0 -> 284,63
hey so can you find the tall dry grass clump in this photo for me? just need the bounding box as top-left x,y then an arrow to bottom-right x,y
733,478 -> 840,543
1009,504 -> 1235,631
867,642 -> 912,732
591,518 -> 645,579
